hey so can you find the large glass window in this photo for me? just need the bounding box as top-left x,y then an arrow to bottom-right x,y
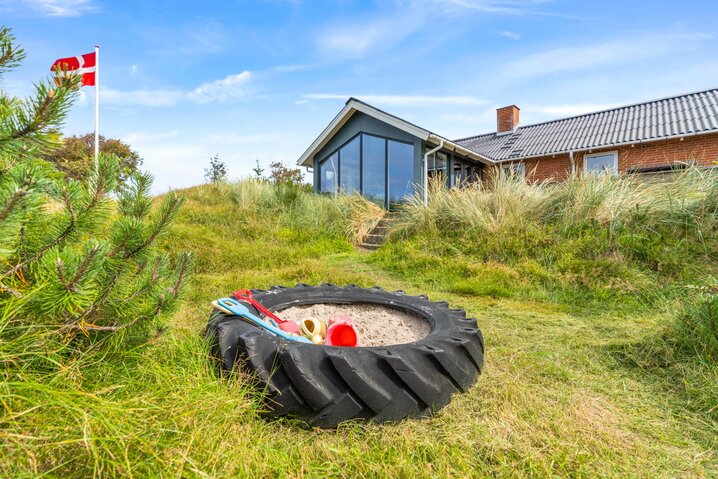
339,136 -> 360,194
584,151 -> 618,175
362,134 -> 386,206
319,152 -> 338,193
388,140 -> 413,207
318,133 -> 419,208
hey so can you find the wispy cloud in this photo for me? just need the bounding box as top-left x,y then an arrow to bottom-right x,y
13,0 -> 96,16
187,71 -> 253,103
423,0 -> 586,19
315,0 -> 569,59
428,0 -> 552,15
103,88 -> 185,107
500,33 -> 714,81
103,71 -> 253,107
498,30 -> 521,40
317,16 -> 422,58
303,93 -> 487,106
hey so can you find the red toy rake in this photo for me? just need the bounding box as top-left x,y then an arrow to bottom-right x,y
232,289 -> 301,334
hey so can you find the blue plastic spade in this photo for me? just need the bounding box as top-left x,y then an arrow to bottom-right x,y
216,297 -> 312,344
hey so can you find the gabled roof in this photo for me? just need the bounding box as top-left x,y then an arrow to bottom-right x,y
297,98 -> 493,167
455,88 -> 718,162
298,88 -> 718,167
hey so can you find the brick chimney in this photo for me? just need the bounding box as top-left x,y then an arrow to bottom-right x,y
497,105 -> 520,134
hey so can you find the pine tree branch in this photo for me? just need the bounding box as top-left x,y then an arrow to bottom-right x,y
64,292 -> 166,333
0,26 -> 26,76
67,246 -> 101,291
72,262 -> 126,326
111,194 -> 183,259
124,257 -> 163,303
8,89 -> 55,142
55,258 -> 71,290
0,281 -> 22,297
0,187 -> 77,281
170,252 -> 192,296
0,186 -> 27,222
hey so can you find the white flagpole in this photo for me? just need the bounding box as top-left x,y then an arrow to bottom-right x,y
94,44 -> 100,169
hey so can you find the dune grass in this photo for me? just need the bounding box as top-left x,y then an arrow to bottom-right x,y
3,175 -> 718,477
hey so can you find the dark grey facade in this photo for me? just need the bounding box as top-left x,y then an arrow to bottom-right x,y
311,111 -> 482,208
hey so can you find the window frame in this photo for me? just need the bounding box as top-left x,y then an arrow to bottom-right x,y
501,161 -> 525,179
317,132 -> 414,208
584,150 -> 618,176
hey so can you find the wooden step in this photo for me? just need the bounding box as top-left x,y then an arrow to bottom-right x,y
359,242 -> 380,251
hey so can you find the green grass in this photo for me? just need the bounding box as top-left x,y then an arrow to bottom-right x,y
3,178 -> 718,478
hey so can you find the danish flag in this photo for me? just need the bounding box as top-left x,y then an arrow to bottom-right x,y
50,52 -> 96,86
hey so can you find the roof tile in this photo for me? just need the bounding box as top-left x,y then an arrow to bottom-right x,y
456,88 -> 718,161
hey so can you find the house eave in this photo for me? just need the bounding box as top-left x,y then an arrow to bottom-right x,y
297,98 -> 432,167
426,134 -> 494,165
297,98 -> 496,167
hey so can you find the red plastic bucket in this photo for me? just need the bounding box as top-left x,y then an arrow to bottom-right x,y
325,322 -> 358,347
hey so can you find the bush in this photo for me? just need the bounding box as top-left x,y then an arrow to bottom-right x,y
43,133 -> 142,184
0,26 -> 191,355
677,281 -> 718,359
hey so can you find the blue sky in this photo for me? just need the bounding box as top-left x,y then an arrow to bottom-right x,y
2,0 -> 717,192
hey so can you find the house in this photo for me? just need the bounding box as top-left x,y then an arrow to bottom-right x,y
297,88 -> 718,208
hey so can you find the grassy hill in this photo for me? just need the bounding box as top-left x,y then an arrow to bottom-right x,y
3,175 -> 718,478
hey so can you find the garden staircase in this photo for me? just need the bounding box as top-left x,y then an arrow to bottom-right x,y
359,212 -> 400,251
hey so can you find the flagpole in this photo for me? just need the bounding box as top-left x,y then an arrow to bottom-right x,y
94,44 -> 99,169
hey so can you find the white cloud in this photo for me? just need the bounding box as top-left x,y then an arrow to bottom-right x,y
16,0 -> 96,16
422,0 -> 586,19
103,88 -> 185,107
427,0 -> 552,15
303,93 -> 487,106
500,33 -> 712,81
187,71 -> 253,103
317,16 -> 422,58
315,0 -> 565,59
102,71 -> 253,107
498,30 -> 521,40
676,32 -> 714,40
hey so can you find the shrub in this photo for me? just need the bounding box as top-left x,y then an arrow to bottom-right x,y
677,281 -> 718,359
0,26 -> 191,354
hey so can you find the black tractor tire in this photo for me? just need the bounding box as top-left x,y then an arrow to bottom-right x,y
205,284 -> 484,428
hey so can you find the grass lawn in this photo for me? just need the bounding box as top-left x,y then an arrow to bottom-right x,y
4,180 -> 718,478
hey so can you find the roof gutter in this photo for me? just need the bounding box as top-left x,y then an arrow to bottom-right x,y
427,134 -> 493,165
423,140 -> 444,206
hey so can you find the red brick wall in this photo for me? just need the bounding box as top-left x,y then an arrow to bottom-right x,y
520,133 -> 718,182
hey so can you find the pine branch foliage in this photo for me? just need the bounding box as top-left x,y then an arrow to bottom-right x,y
0,26 -> 192,348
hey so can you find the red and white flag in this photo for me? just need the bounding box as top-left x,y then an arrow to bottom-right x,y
50,52 -> 96,86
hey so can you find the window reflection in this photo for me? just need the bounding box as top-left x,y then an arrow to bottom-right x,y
362,134 -> 386,206
339,136 -> 360,193
388,140 -> 413,207
319,152 -> 338,193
